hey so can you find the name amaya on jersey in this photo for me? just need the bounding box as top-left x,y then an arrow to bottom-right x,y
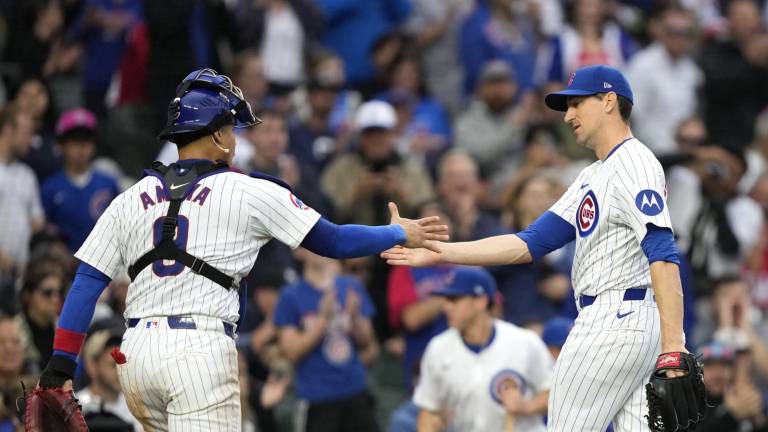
75,170 -> 321,323
549,138 -> 673,297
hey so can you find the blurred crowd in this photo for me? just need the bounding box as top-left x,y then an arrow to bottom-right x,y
0,0 -> 768,430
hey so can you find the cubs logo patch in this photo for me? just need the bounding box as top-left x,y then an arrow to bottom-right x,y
289,193 -> 309,210
489,369 -> 527,405
635,189 -> 664,216
568,72 -> 576,87
577,190 -> 599,237
322,335 -> 352,365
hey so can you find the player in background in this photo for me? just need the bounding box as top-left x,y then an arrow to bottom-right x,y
384,65 -> 696,431
34,68 -> 448,431
414,266 -> 552,432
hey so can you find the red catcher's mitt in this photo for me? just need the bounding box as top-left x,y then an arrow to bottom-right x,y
19,386 -> 88,432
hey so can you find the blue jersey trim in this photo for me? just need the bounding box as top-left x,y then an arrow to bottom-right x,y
517,211 -> 576,261
605,137 -> 634,160
641,225 -> 680,265
463,323 -> 497,354
249,171 -> 293,192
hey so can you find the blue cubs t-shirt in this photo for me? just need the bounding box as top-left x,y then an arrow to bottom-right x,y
274,275 -> 375,403
41,170 -> 119,251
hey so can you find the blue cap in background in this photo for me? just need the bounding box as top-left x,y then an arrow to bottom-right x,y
545,65 -> 634,112
431,267 -> 496,299
541,317 -> 574,348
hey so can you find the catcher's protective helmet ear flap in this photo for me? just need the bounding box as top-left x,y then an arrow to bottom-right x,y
159,68 -> 261,143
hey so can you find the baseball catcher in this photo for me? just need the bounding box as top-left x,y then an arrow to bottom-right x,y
646,352 -> 708,431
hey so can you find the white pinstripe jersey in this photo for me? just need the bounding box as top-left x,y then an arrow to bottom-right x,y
75,170 -> 320,323
549,138 -> 672,297
414,320 -> 552,432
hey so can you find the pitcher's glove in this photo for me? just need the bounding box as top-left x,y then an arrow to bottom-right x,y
17,355 -> 88,432
646,352 -> 708,432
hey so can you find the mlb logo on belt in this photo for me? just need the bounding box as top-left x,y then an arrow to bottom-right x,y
577,190 -> 599,237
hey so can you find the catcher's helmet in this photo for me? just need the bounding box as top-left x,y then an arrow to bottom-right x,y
159,68 -> 261,144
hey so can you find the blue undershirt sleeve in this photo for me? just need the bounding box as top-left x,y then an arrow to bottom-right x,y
641,224 -> 680,265
53,263 -> 111,360
516,211 -> 576,261
300,217 -> 407,259
57,263 -> 111,333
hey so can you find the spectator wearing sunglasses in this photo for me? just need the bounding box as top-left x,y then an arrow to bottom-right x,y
15,260 -> 67,373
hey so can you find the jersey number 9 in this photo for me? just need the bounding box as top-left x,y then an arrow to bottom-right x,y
151,215 -> 190,277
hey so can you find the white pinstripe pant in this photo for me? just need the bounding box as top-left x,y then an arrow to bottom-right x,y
116,316 -> 241,432
548,290 -> 661,432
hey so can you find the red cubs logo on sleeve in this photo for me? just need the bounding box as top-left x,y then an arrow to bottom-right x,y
289,192 -> 310,210
577,190 -> 599,237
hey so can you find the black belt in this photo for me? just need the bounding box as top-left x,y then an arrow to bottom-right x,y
127,316 -> 234,339
579,288 -> 649,308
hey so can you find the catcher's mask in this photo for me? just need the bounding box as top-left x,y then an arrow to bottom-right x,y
158,68 -> 261,145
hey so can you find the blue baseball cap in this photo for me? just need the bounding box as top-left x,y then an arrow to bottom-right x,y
432,267 -> 496,298
541,317 -> 574,348
545,65 -> 634,112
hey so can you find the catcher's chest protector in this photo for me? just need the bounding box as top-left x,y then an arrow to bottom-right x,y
127,160 -> 237,291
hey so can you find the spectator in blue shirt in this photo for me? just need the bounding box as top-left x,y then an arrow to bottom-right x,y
316,0 -> 411,89
70,0 -> 143,118
41,108 -> 119,252
274,249 -> 380,432
460,0 -> 540,94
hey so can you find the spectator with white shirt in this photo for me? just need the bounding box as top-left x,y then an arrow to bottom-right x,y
627,6 -> 703,155
232,0 -> 323,96
667,146 -> 764,297
0,106 -> 45,313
